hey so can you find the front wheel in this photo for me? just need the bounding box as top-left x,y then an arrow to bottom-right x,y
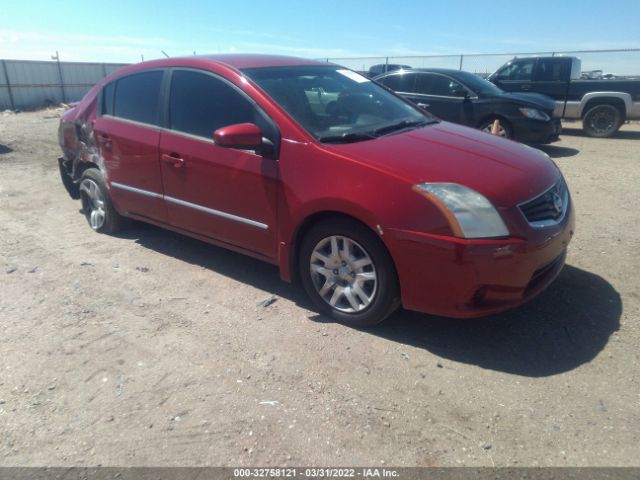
479,117 -> 513,139
582,104 -> 622,138
299,218 -> 399,327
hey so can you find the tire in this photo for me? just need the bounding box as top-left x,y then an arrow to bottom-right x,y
582,104 -> 622,138
479,117 -> 513,139
299,217 -> 399,328
78,168 -> 126,234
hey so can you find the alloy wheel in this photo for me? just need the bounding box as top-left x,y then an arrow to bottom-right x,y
80,178 -> 106,230
482,121 -> 508,137
309,235 -> 377,313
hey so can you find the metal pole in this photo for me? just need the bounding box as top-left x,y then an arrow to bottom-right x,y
101,63 -> 107,78
385,56 -> 389,72
552,52 -> 556,57
54,51 -> 66,103
1,59 -> 16,110
459,54 -> 464,70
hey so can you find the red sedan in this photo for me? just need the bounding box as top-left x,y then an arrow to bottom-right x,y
58,54 -> 574,327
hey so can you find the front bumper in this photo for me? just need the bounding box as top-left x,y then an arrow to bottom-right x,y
385,200 -> 575,318
513,117 -> 561,144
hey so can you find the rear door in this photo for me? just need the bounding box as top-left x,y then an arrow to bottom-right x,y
377,71 -> 417,97
532,57 -> 571,102
94,70 -> 167,222
491,58 -> 536,94
159,69 -> 279,259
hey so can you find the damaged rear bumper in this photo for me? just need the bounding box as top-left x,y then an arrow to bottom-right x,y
58,156 -> 80,199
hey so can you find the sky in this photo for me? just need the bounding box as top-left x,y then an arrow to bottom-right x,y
1,0 -> 639,66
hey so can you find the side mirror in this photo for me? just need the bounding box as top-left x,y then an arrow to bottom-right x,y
213,123 -> 263,150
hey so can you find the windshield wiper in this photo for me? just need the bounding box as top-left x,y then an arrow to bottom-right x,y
317,132 -> 377,144
374,119 -> 433,137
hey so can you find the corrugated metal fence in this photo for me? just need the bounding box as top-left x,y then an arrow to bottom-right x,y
0,59 -> 128,110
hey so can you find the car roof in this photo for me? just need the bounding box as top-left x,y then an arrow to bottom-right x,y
196,54 -> 330,69
131,54 -> 331,71
102,54 -> 336,85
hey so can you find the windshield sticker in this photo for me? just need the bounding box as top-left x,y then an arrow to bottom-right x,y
336,69 -> 370,83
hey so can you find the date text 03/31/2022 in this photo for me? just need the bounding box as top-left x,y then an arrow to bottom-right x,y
233,467 -> 400,478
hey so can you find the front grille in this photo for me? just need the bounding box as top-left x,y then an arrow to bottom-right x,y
519,177 -> 569,226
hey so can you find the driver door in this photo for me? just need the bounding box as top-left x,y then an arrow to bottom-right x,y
159,69 -> 279,259
405,73 -> 468,124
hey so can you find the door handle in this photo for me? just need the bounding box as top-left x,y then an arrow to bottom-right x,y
417,102 -> 430,109
521,84 -> 531,91
162,153 -> 185,169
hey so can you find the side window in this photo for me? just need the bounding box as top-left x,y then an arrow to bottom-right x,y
535,59 -> 566,81
378,73 -> 416,92
101,82 -> 115,116
499,60 -> 535,81
169,70 -> 260,138
113,71 -> 163,125
415,74 -> 466,97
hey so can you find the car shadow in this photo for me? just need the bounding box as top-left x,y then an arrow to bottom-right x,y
0,144 -> 13,154
118,223 -> 621,378
363,264 -> 621,377
535,144 -> 579,158
561,126 -> 640,140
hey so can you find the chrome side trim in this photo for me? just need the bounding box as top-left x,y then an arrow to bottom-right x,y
399,91 -> 478,101
101,115 -> 162,132
110,181 -> 268,230
164,195 -> 268,230
110,181 -> 163,199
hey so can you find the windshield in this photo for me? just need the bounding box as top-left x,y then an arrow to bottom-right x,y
451,70 -> 505,96
242,65 -> 436,143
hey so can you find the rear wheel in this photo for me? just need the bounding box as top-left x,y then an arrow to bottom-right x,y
299,218 -> 399,327
79,168 -> 126,234
479,117 -> 513,139
582,104 -> 622,138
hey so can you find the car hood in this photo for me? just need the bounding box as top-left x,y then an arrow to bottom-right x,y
496,92 -> 557,112
326,121 -> 560,208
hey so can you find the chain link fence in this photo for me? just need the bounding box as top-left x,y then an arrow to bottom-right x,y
2,49 -> 639,110
324,49 -> 640,78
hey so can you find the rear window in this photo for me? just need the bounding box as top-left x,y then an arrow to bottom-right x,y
379,73 -> 416,92
113,71 -> 163,125
101,82 -> 115,116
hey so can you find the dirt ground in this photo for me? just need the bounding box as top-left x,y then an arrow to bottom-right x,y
0,111 -> 639,467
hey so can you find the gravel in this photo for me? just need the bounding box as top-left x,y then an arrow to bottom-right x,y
0,112 -> 638,466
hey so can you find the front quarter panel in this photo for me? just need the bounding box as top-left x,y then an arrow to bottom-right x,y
276,139 -> 454,280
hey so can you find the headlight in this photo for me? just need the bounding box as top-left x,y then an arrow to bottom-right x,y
519,107 -> 550,121
413,183 -> 509,238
